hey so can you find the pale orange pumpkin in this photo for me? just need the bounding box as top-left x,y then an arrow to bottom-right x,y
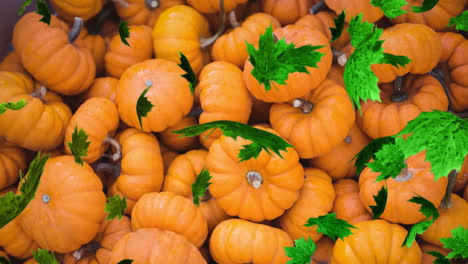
0,219 -> 38,259
0,138 -> 27,190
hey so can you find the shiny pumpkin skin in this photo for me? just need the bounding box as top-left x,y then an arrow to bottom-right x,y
12,13 -> 95,95
211,13 -> 281,68
114,0 -> 186,27
394,0 -> 466,31
357,74 -> 448,139
76,28 -> 106,75
308,123 -> 370,179
270,79 -> 355,159
81,77 -> 119,103
18,156 -> 106,253
206,126 -> 304,222
159,116 -> 200,152
420,194 -> 468,246
359,151 -> 448,225
153,5 -> 211,75
244,25 -> 332,103
210,219 -> 293,264
0,219 -> 38,259
188,0 -> 248,14
262,0 -> 317,26
371,23 -> 441,83
331,220 -> 422,264
197,61 -> 252,148
279,168 -> 335,241
50,0 -> 105,22
0,138 -> 27,190
0,72 -> 72,151
116,59 -> 193,132
131,192 -> 208,248
108,128 -> 164,214
64,97 -> 119,164
109,228 -> 207,264
324,0 -> 384,23
95,216 -> 132,264
332,179 -> 373,224
438,32 -> 468,112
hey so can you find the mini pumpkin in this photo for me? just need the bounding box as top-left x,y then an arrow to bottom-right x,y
0,219 -> 38,259
0,138 -> 27,190
0,52 -> 26,74
114,0 -> 186,27
50,0 -> 106,22
188,0 -> 247,14
420,243 -> 450,264
76,27 -> 106,75
159,116 -> 200,152
332,179 -> 373,224
324,0 -> 384,23
313,237 -> 334,264
81,77 -> 119,103
262,0 -> 317,25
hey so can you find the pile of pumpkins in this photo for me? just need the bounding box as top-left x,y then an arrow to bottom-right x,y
0,0 -> 467,263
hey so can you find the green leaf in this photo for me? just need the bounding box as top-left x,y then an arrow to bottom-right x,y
353,136 -> 396,177
441,226 -> 468,259
371,0 -> 408,18
119,21 -> 131,46
330,11 -> 346,42
380,53 -> 412,68
284,237 -> 317,264
426,251 -> 450,264
105,195 -> 127,220
67,126 -> 91,166
408,194 -> 439,220
192,169 -> 212,206
448,11 -> 468,31
304,213 -> 356,242
369,185 -> 387,218
117,260 -> 134,264
411,0 -> 440,13
178,52 -> 198,94
395,110 -> 468,180
36,0 -> 51,25
0,256 -> 12,264
136,83 -> 154,130
402,220 -> 433,247
246,25 -> 325,92
32,249 -> 59,264
172,120 -> 293,162
18,0 -> 32,15
0,99 -> 27,114
0,153 -> 49,229
368,143 -> 406,181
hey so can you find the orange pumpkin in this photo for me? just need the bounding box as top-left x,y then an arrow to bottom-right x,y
64,97 -> 119,164
420,243 -> 450,264
313,237 -> 334,264
0,52 -> 26,74
280,168 -> 335,241
62,253 -> 98,264
262,0 -> 317,25
95,216 -> 132,264
152,5 -> 212,75
243,25 -> 332,103
211,13 -> 281,68
331,220 -> 422,263
359,151 -> 448,225
210,219 -> 293,264
332,179 -> 373,224
109,228 -> 207,264
188,0 -> 247,14
0,72 -> 72,151
356,74 -> 448,139
0,138 -> 27,190
116,59 -> 193,132
371,24 -> 441,83
324,0 -> 384,23
270,79 -> 355,159
77,28 -> 106,75
12,13 -> 95,95
108,128 -> 164,214
160,144 -> 179,174
196,61 -> 252,148
50,0 -> 106,22
114,0 -> 186,27
0,219 -> 38,259
159,116 -> 200,152
131,192 -> 208,248
206,126 -> 304,221
18,156 -> 106,253
308,123 -> 370,179
81,77 -> 119,103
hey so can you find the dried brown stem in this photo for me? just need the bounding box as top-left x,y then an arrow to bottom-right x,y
246,171 -> 263,189
440,169 -> 457,208
200,0 -> 225,48
68,17 -> 84,43
391,76 -> 408,102
228,10 -> 240,28
145,0 -> 160,9
112,0 -> 129,8
293,99 -> 313,114
102,136 -> 122,162
310,0 -> 326,14
31,86 -> 47,101
429,66 -> 454,112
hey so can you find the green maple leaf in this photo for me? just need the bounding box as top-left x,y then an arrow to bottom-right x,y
305,213 -> 356,242
353,136 -> 396,177
0,99 -> 27,114
448,11 -> 468,31
402,194 -> 439,247
369,185 -> 387,219
32,249 -> 59,264
426,251 -> 450,264
105,195 -> 127,220
246,25 -> 325,92
192,169 -> 212,206
330,11 -> 346,42
0,153 -> 49,229
178,52 -> 198,94
371,0 -> 408,18
380,53 -> 412,68
117,260 -> 134,264
36,0 -> 51,25
172,121 -> 293,162
284,237 -> 317,264
441,226 -> 468,259
67,126 -> 91,166
136,82 -> 154,130
0,256 -> 12,264
411,0 -> 440,13
402,220 -> 433,247
18,0 -> 32,15
119,21 -> 131,47
408,194 -> 439,220
368,143 -> 406,181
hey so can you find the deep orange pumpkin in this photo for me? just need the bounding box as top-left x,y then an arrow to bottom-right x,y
50,0 -> 106,22
332,179 -> 373,224
262,0 -> 317,25
114,0 -> 186,27
0,138 -> 27,190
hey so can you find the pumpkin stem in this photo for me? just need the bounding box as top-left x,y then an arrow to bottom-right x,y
200,0 -> 225,48
68,17 -> 84,43
394,167 -> 413,182
200,189 -> 213,202
293,99 -> 313,114
429,66 -> 454,112
86,3 -> 115,35
112,0 -> 129,8
72,241 -> 102,261
246,171 -> 263,189
332,48 -> 347,66
31,85 -> 47,101
145,0 -> 159,9
103,136 -> 122,162
42,194 -> 51,203
94,161 -> 121,179
228,10 -> 240,28
391,76 -> 408,102
309,0 -> 326,14
188,107 -> 203,118
440,169 -> 457,208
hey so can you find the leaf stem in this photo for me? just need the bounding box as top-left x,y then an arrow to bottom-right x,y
429,66 -> 454,112
309,0 -> 326,14
391,76 -> 408,102
293,99 -> 313,114
68,17 -> 84,43
440,169 -> 457,208
103,136 -> 122,162
200,0 -> 225,48
112,0 -> 129,8
228,10 -> 240,28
